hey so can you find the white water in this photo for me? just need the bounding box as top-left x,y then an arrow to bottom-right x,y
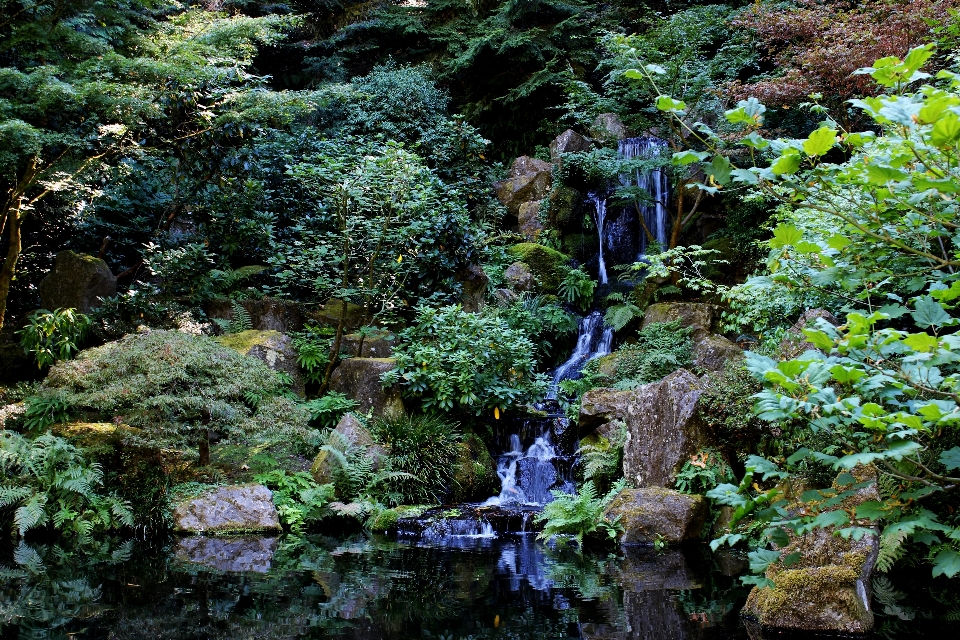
546,311 -> 613,400
589,193 -> 608,285
484,432 -> 563,506
618,136 -> 670,257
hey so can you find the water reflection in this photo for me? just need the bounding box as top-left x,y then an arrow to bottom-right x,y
0,535 -> 753,639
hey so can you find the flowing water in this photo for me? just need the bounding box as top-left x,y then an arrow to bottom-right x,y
589,193 -> 609,285
618,136 -> 670,257
547,311 -> 613,400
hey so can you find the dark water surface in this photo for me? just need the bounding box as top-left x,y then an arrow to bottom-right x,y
1,533 -> 750,639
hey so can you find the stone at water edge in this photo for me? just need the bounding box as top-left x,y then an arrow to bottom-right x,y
603,487 -> 708,545
38,250 -> 117,314
591,113 -> 631,143
328,357 -> 405,418
579,369 -> 713,488
741,466 -> 881,635
172,484 -> 280,534
215,330 -> 304,397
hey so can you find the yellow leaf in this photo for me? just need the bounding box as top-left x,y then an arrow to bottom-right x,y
494,407 -> 500,420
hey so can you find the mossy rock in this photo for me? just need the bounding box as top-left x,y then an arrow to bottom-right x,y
37,250 -> 117,314
602,487 -> 708,545
172,484 -> 281,534
215,330 -> 304,397
547,184 -> 583,230
451,434 -> 498,502
506,243 -> 571,292
560,233 -> 598,260
312,298 -> 366,331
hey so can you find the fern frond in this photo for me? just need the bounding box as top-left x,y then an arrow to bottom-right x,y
12,542 -> 45,574
876,527 -> 909,573
0,485 -> 32,508
14,492 -> 48,536
228,300 -> 253,333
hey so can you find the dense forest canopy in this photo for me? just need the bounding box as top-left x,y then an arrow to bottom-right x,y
4,0 -> 960,634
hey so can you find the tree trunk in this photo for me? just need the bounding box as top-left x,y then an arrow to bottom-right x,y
0,205 -> 22,332
198,433 -> 210,466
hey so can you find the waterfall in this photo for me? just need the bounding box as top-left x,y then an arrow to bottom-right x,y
484,430 -> 572,506
546,311 -> 613,400
589,193 -> 608,285
618,136 -> 670,257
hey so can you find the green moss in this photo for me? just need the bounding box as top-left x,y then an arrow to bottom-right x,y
451,434 -> 498,502
215,329 -> 282,354
507,243 -> 570,292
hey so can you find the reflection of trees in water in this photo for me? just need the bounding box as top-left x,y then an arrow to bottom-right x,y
1,534 -> 754,639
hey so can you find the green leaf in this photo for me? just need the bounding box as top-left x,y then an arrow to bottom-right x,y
672,150 -> 708,165
912,296 -> 952,329
770,224 -> 804,248
771,151 -> 802,175
655,95 -> 687,113
803,127 -> 838,157
903,332 -> 940,353
866,165 -> 908,184
644,64 -> 667,75
939,447 -> 960,471
826,235 -> 850,250
931,111 -> 960,147
932,549 -> 960,578
708,155 -> 732,185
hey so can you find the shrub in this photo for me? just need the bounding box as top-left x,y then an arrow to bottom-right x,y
383,305 -> 548,415
253,469 -> 335,534
17,308 -> 91,369
558,267 -> 597,312
370,413 -> 462,505
674,449 -> 735,495
32,330 -> 309,458
577,421 -> 626,495
0,431 -> 134,540
303,392 -> 358,429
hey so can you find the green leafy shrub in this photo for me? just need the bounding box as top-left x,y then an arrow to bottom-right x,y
31,330 -> 310,457
384,305 -> 548,415
0,431 -> 133,540
535,480 -> 625,547
253,469 -> 335,534
303,392 -> 359,429
495,295 -> 578,364
291,324 -> 335,387
674,449 -> 735,495
577,422 -> 626,495
17,309 -> 91,369
558,267 -> 597,312
371,413 -> 462,505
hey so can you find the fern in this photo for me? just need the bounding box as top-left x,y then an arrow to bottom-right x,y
604,302 -> 643,331
227,299 -> 253,333
577,421 -> 626,494
535,479 -> 626,548
876,527 -> 910,573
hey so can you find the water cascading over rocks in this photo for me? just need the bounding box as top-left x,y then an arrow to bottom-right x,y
546,311 -> 613,400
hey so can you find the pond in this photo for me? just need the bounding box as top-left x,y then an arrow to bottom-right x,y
0,533 -> 951,639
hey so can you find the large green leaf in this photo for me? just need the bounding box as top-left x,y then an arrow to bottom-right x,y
802,127 -> 837,157
912,296 -> 952,329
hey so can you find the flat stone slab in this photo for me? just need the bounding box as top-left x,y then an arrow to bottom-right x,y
172,484 -> 280,534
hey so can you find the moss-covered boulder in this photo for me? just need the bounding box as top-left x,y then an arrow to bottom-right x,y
451,434 -> 498,503
504,261 -> 535,292
547,184 -> 584,231
642,302 -> 716,339
172,484 -> 280,534
517,200 -> 544,241
506,243 -> 570,292
206,297 -> 304,333
603,487 -> 708,545
579,369 -> 713,488
493,156 -> 553,215
456,264 -> 489,313
591,113 -> 631,143
336,329 -> 396,358
328,357 -> 404,418
216,330 -> 304,397
38,250 -> 116,314
742,467 -> 880,634
312,298 -> 366,331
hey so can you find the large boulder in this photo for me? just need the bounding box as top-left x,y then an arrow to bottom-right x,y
591,113 -> 631,142
312,298 -> 366,332
780,308 -> 840,359
172,484 -> 280,534
692,333 -> 743,372
549,129 -> 593,162
504,261 -> 536,292
38,250 -> 116,314
641,302 -> 716,339
311,413 -> 387,487
456,264 -> 489,312
175,536 -> 278,573
579,369 -> 712,488
328,357 -> 404,418
335,329 -> 395,358
517,200 -> 544,241
604,488 -> 708,545
215,330 -> 304,397
493,155 -> 553,215
506,243 -> 570,291
742,467 -> 880,635
206,297 -> 304,333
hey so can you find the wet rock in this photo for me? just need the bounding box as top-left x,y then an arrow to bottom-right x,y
518,200 -> 544,241
692,333 -> 743,372
506,243 -> 570,291
38,250 -> 117,314
504,261 -> 536,292
172,484 -> 280,534
336,329 -> 395,358
604,487 -> 708,545
579,369 -> 712,488
176,536 -> 278,573
549,129 -> 593,163
742,466 -> 880,634
215,330 -> 303,397
452,434 -> 499,503
641,302 -> 716,340
328,357 -> 405,418
780,308 -> 840,360
457,264 -> 489,312
206,297 -> 304,333
493,156 -> 553,215
547,184 -> 585,231
591,113 -> 630,142
714,548 -> 750,577
494,288 -> 518,304
311,413 -> 387,486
